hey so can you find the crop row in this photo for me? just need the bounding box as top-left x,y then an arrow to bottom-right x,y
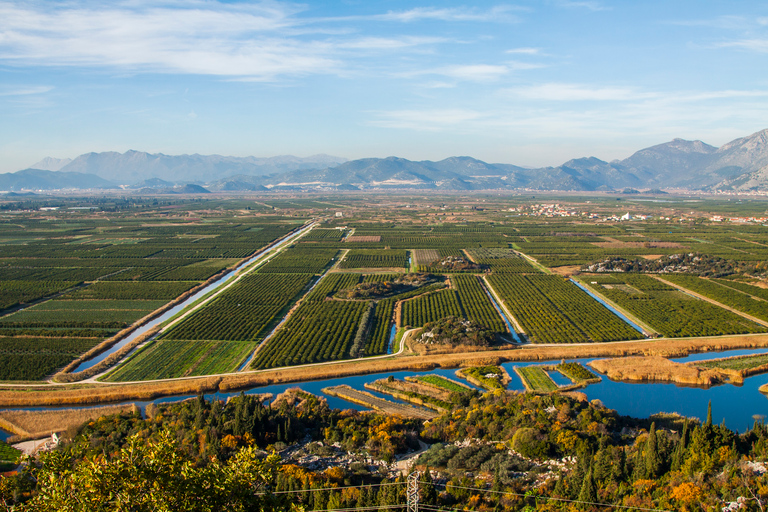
0,280 -> 79,311
401,289 -> 463,327
486,275 -> 643,343
258,247 -> 338,274
62,281 -> 195,301
661,274 -> 768,323
162,274 -> 313,341
0,300 -> 165,330
516,366 -> 559,392
107,339 -> 253,381
250,300 -> 368,370
451,275 -> 506,332
339,250 -> 408,269
414,375 -> 470,393
364,299 -> 395,356
587,274 -> 768,337
713,278 -> 768,301
556,362 -> 598,381
304,273 -> 361,301
0,336 -> 99,381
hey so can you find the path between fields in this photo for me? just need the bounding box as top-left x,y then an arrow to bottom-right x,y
652,276 -> 768,329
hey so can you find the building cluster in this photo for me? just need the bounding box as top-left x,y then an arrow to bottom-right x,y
710,215 -> 768,223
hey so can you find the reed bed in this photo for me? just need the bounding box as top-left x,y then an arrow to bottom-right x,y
0,404 -> 137,441
588,356 -> 732,387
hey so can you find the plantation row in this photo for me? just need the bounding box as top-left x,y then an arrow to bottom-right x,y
0,280 -> 79,311
0,300 -> 165,330
661,274 -> 768,323
304,273 -> 361,301
451,275 -> 506,332
301,228 -> 345,241
587,274 -> 768,337
258,247 -> 338,274
486,275 -> 643,343
107,339 -> 254,382
338,250 -> 408,269
250,300 -> 369,370
0,336 -> 99,381
401,289 -> 463,328
62,281 -> 195,301
516,366 -> 558,392
162,274 -> 313,341
466,249 -> 539,273
713,278 -> 768,302
364,299 -> 395,356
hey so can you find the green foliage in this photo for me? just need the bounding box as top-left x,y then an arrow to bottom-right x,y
402,289 -> 463,327
339,250 -> 408,269
557,362 -> 599,382
250,300 -> 369,369
488,274 -> 643,343
516,366 -> 559,392
586,274 -> 768,337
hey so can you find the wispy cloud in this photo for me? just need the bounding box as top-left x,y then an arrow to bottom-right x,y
505,47 -> 541,55
554,1 -> 610,12
713,39 -> 768,53
371,6 -> 524,23
0,85 -> 54,96
504,83 -> 649,101
0,1 -> 466,80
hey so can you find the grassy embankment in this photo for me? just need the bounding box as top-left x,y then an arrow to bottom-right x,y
322,385 -> 437,419
364,378 -> 452,412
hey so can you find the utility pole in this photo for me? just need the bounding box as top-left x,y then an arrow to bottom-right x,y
407,471 -> 420,512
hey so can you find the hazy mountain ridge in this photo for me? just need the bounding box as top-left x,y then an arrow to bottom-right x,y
6,128 -> 768,192
56,151 -> 348,184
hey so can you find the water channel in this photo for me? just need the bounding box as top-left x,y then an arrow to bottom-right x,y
72,223 -> 314,373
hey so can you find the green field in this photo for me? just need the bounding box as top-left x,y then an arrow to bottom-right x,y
516,366 -> 559,392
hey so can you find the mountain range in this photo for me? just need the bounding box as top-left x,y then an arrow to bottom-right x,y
3,128 -> 768,193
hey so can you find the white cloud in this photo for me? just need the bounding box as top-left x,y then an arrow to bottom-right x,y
505,47 -> 540,55
505,83 -> 648,101
714,39 -> 768,53
373,6 -> 522,23
0,85 -> 54,96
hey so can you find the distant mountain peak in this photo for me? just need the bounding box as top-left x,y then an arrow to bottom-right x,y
29,157 -> 72,171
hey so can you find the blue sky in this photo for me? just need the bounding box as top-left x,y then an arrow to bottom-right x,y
0,0 -> 767,172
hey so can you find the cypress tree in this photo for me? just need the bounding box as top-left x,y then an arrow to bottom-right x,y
577,468 -> 597,508
644,422 -> 662,478
706,400 -> 713,426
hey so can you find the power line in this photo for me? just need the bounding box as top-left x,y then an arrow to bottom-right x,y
257,481 -> 405,496
437,483 -> 673,512
304,506 -> 403,512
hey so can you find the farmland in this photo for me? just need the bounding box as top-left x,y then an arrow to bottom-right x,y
515,366 -> 559,392
583,274 -> 768,337
486,274 -> 644,343
2,194 -> 768,390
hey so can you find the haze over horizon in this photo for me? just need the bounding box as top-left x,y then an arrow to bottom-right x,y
1,0 -> 767,174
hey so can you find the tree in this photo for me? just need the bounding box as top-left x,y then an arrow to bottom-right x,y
577,468 -> 597,509
17,430 -> 297,512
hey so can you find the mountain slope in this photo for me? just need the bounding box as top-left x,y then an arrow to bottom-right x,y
58,151 -> 347,184
0,169 -> 116,191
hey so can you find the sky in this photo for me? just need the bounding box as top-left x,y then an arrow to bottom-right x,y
0,0 -> 767,173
